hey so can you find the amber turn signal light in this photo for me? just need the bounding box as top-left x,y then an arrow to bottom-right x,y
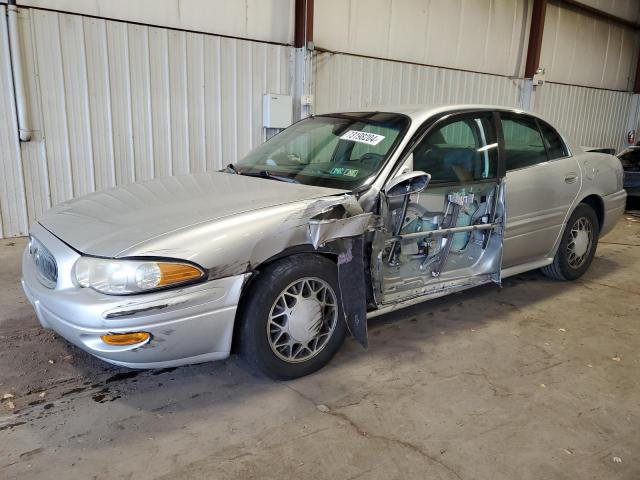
157,263 -> 203,286
101,332 -> 151,346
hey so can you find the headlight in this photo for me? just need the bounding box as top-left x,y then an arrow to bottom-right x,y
73,257 -> 205,294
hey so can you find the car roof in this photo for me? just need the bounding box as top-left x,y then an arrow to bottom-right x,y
329,104 -> 536,124
324,103 -> 584,155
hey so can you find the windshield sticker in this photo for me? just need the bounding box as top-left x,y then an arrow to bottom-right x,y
329,167 -> 360,178
340,130 -> 385,146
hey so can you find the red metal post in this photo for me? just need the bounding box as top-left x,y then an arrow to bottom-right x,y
294,0 -> 314,49
525,0 -> 548,79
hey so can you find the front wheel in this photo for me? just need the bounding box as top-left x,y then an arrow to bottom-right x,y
238,254 -> 346,379
541,203 -> 599,281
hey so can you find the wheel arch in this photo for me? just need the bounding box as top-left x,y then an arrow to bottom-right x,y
245,245 -> 339,288
231,247 -> 339,353
578,194 -> 604,231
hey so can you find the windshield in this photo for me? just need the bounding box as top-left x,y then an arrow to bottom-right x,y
236,112 -> 410,190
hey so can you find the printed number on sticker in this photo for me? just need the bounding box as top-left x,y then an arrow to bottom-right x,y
340,130 -> 385,146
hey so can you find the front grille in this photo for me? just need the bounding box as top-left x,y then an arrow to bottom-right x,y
29,236 -> 58,288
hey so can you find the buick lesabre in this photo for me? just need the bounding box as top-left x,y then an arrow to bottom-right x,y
22,105 -> 627,379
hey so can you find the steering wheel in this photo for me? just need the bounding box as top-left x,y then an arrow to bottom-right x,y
351,152 -> 384,168
264,152 -> 304,167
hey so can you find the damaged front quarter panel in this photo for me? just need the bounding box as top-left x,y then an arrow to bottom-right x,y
308,201 -> 380,348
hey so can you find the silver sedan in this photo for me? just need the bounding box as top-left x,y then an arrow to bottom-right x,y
22,105 -> 627,379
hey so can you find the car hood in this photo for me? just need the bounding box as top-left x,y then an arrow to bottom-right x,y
38,172 -> 345,257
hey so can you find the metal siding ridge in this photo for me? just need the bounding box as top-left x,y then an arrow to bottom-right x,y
106,20 -> 135,186
148,26 -> 172,179
60,13 -> 96,197
130,23 -> 155,181
169,29 -> 190,176
34,9 -> 73,205
84,16 -> 116,191
187,32 -> 206,174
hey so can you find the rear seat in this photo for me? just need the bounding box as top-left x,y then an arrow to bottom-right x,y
503,147 -> 547,170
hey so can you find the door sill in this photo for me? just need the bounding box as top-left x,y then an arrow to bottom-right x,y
500,258 -> 553,279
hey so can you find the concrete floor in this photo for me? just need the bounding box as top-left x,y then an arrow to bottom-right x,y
1,215 -> 639,480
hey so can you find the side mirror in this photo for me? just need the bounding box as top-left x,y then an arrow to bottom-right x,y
384,171 -> 431,198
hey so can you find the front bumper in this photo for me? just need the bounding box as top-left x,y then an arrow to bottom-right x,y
22,224 -> 248,369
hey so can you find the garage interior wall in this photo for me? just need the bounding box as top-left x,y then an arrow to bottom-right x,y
1,0 -> 640,239
540,2 -> 638,90
314,0 -> 639,153
0,4 -> 293,238
313,52 -> 526,113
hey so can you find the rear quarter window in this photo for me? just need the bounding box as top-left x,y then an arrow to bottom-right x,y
538,121 -> 568,159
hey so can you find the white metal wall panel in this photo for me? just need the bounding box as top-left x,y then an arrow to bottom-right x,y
16,0 -> 295,45
540,2 -> 639,90
105,20 -> 135,186
0,5 -> 29,237
60,13 -> 96,197
187,33 -> 206,174
0,7 -> 292,238
314,52 -> 525,114
534,82 -> 632,151
314,0 -> 531,77
84,17 -> 116,192
32,8 -> 74,206
16,7 -> 52,224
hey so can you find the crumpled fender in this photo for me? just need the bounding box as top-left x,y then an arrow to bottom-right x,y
308,202 -> 378,348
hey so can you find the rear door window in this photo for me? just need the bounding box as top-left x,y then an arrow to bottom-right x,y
500,114 -> 548,170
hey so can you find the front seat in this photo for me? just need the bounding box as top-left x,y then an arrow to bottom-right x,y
442,149 -> 475,183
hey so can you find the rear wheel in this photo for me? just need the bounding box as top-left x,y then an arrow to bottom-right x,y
541,203 -> 599,281
238,254 -> 346,379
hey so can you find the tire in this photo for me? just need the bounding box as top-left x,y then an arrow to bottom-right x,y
238,254 -> 346,380
541,203 -> 600,281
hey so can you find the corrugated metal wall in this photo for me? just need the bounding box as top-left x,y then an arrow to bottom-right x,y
540,2 -> 639,90
533,82 -> 632,151
0,6 -> 293,238
313,51 -> 526,114
314,0 -> 531,77
313,50 -> 631,152
8,0 -> 295,45
0,2 -> 638,238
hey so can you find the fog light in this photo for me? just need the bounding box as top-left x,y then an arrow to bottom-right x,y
101,332 -> 151,346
